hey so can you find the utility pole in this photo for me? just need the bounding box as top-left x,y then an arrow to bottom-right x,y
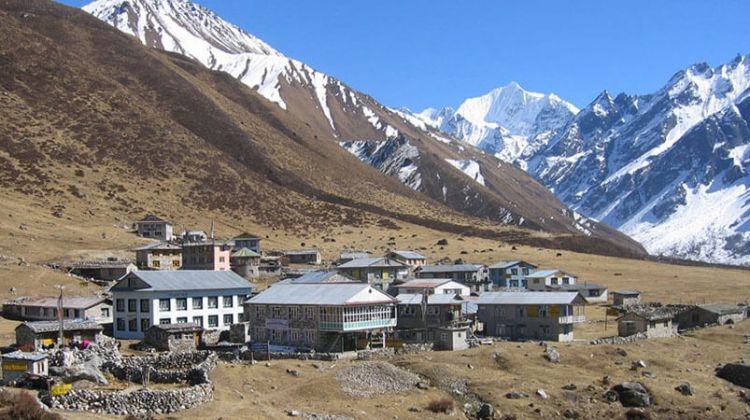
54,284 -> 65,348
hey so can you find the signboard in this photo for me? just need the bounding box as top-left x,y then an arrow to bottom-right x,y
249,342 -> 268,352
51,384 -> 72,396
265,319 -> 288,329
2,361 -> 28,372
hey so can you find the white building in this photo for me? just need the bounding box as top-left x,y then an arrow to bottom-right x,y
525,269 -> 578,291
111,270 -> 255,340
393,279 -> 471,296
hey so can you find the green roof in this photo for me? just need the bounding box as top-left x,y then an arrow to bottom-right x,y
232,248 -> 261,258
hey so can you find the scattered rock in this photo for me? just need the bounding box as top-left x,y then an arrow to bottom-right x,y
436,239 -> 449,246
416,381 -> 429,390
312,363 -> 322,369
716,363 -> 750,388
611,382 -> 652,407
624,408 -> 651,420
18,224 -> 28,231
336,362 -> 420,397
286,369 -> 300,377
562,408 -> 578,419
408,406 -> 421,413
467,364 -> 474,369
505,391 -> 529,399
631,360 -> 647,370
602,375 -> 612,386
286,409 -> 302,417
477,403 -> 494,419
536,389 -> 549,400
616,348 -> 628,357
562,384 -> 577,391
544,346 -> 560,363
675,383 -> 694,396
641,371 -> 656,379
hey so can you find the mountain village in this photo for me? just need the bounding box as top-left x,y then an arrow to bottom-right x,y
0,0 -> 749,418
0,214 -> 747,417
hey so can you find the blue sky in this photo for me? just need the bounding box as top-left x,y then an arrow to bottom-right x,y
62,0 -> 749,110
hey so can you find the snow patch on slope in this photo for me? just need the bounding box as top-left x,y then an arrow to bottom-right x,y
445,159 -> 485,186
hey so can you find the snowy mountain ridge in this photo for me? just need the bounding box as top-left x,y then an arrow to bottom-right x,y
413,82 -> 579,164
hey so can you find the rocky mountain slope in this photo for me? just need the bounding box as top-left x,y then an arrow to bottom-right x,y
527,56 -> 750,265
0,0 -> 645,258
81,0 -> 643,254
413,82 -> 579,165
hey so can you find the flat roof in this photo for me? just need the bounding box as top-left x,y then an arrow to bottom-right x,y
613,290 -> 641,295
699,303 -> 746,315
488,260 -> 537,269
395,279 -> 456,289
4,296 -> 108,310
284,250 -> 321,256
338,257 -> 406,269
148,322 -> 203,332
281,271 -> 356,284
390,250 -> 426,260
397,293 -> 469,305
17,319 -> 103,333
133,242 -> 182,251
476,291 -> 581,305
526,269 -> 575,279
247,283 -> 396,306
2,351 -> 48,362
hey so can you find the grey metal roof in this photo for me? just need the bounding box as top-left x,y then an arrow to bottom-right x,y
2,351 -> 48,361
390,250 -> 426,260
284,250 -> 321,256
476,291 -> 581,305
395,279 -> 454,289
232,233 -> 261,240
338,257 -> 407,269
247,283 -> 396,306
547,283 -> 607,291
699,304 -> 746,315
340,251 -> 372,260
526,269 -> 575,279
621,308 -> 676,321
4,296 -> 108,310
613,290 -> 641,295
116,271 -> 254,292
70,260 -> 135,269
18,319 -> 103,333
133,242 -> 182,251
488,260 -> 538,269
418,264 -> 483,273
136,214 -> 170,223
282,271 -> 356,284
397,293 -> 468,305
148,322 -> 203,332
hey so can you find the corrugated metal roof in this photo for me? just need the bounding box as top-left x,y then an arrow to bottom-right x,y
282,271 -> 356,284
488,260 -> 537,269
232,248 -> 261,258
547,284 -> 606,291
390,250 -> 426,260
2,351 -> 48,361
338,257 -> 406,269
699,303 -> 746,315
148,322 -> 203,332
340,251 -> 372,260
119,271 -> 254,292
5,296 -> 107,309
613,290 -> 640,295
397,293 -> 468,305
284,250 -> 321,256
232,233 -> 261,240
247,283 -> 396,306
526,269 -> 574,279
418,264 -> 483,273
476,291 -> 580,305
395,279 -> 453,289
133,243 -> 181,251
18,319 -> 103,333
71,260 -> 135,269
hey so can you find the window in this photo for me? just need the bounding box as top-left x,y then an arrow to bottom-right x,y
193,316 -> 203,326
101,308 -> 110,318
176,298 -> 187,311
522,268 -> 530,275
140,299 -> 150,313
539,305 -> 549,318
238,313 -> 244,322
511,268 -> 518,275
64,309 -> 71,318
271,306 -> 282,318
172,259 -> 180,267
305,306 -> 314,320
152,260 -> 161,268
208,297 -> 218,309
159,299 -> 171,312
192,297 -> 203,309
116,318 -> 125,331
290,328 -> 301,343
208,315 -> 219,327
223,296 -> 233,308
238,295 -> 247,306
75,309 -> 82,318
518,307 -> 525,318
219,256 -> 226,263
128,319 -> 137,331
141,318 -> 150,332
176,317 -> 188,323
223,314 -> 234,325
116,299 -> 124,312
128,299 -> 136,312
495,306 -> 505,317
254,306 -> 265,319
551,278 -> 558,285
562,277 -> 570,285
159,318 -> 171,325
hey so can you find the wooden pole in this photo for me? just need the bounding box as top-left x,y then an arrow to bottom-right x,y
267,340 -> 270,362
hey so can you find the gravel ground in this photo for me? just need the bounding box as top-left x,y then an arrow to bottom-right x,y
336,362 -> 420,397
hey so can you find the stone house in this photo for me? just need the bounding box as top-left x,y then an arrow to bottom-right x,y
337,257 -> 409,290
181,242 -> 232,271
395,293 -> 472,351
144,323 -> 203,352
15,319 -> 103,351
69,259 -> 137,282
617,309 -> 675,338
416,264 -> 489,293
230,248 -> 261,279
3,296 -> 112,324
488,260 -> 538,289
111,270 -> 254,340
134,215 -> 174,242
525,269 -> 578,291
476,292 -> 586,342
134,243 -> 182,270
387,250 -> 427,269
612,290 -> 641,307
283,250 -> 322,265
1,351 -> 48,383
281,271 -> 356,284
675,304 -> 747,330
545,283 -> 609,304
232,233 -> 262,254
181,230 -> 208,243
244,283 -> 397,353
393,279 -> 471,296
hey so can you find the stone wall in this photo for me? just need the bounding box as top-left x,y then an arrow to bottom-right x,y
104,351 -> 217,384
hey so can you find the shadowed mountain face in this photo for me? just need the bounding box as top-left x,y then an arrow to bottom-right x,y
79,0 -> 644,255
0,0 -> 644,257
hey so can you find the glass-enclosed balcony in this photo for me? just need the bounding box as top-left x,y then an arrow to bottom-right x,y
319,305 -> 396,331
